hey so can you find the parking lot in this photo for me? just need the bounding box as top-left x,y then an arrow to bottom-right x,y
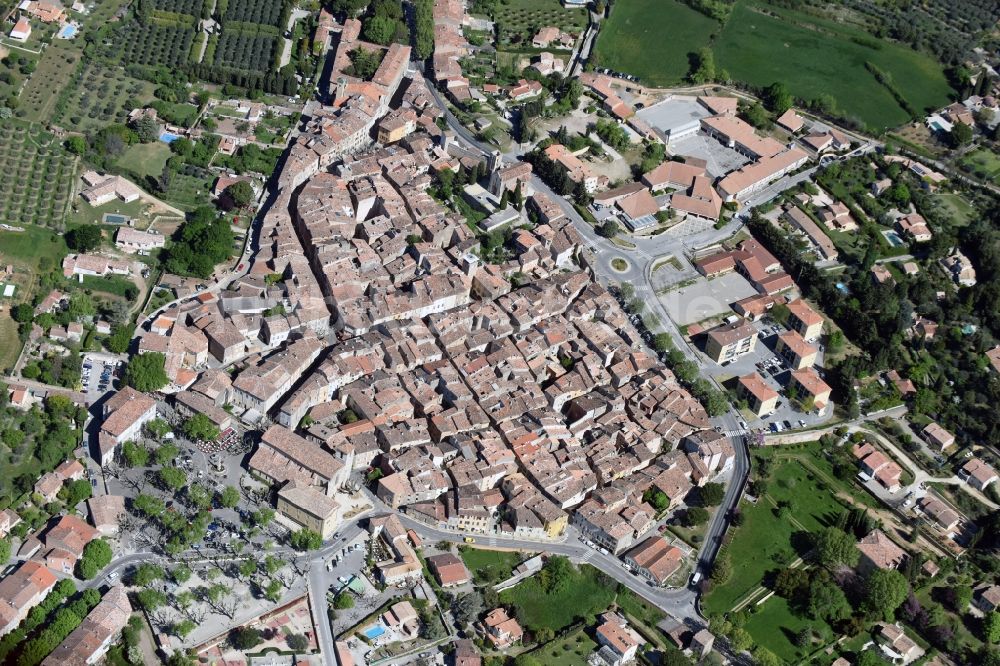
658,272 -> 758,326
708,319 -> 832,431
82,352 -> 124,398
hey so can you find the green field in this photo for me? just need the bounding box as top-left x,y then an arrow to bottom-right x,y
593,0 -> 718,85
958,148 -> 1000,185
744,595 -> 832,663
593,0 -> 953,130
116,142 -> 173,179
715,3 -> 952,129
929,193 -> 976,227
527,627 -> 598,665
458,547 -> 525,583
0,313 -> 21,373
499,563 -> 615,632
703,443 -> 850,615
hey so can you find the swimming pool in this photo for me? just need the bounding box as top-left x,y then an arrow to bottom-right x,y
881,229 -> 905,247
102,213 -> 130,225
159,132 -> 181,143
58,24 -> 78,39
835,282 -> 850,295
361,624 -> 386,640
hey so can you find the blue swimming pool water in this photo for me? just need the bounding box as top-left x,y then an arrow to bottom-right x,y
159,132 -> 181,143
835,282 -> 850,294
362,624 -> 385,640
59,24 -> 77,38
103,213 -> 129,224
882,229 -> 905,247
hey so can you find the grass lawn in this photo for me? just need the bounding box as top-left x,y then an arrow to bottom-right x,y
744,595 -> 832,663
66,197 -> 156,229
116,142 -> 173,179
930,193 -> 976,227
528,627 -> 598,665
703,443 -> 851,614
958,148 -> 1000,185
80,274 -> 136,297
163,172 -> 214,211
0,223 -> 67,264
0,313 -> 21,373
499,563 -> 615,632
592,0 -> 717,86
714,2 -> 952,130
458,547 -> 525,583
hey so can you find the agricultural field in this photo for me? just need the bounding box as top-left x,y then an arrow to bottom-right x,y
221,0 -> 287,28
592,0 -> 718,85
55,62 -> 155,134
957,148 -> 1000,185
18,41 -> 83,121
112,22 -> 197,69
213,29 -> 278,70
0,122 -> 77,230
492,0 -> 588,49
0,50 -> 39,108
714,2 -> 953,130
593,0 -> 953,130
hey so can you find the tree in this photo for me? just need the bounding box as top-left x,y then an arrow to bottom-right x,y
124,352 -> 169,392
105,326 -> 133,354
290,528 -> 323,551
538,555 -> 574,593
695,482 -> 725,507
950,121 -> 973,147
183,414 -> 219,442
76,539 -> 113,579
857,652 -> 891,666
985,610 -> 1000,643
807,574 -> 852,622
597,219 -> 620,238
154,443 -> 179,466
0,538 -> 10,565
863,569 -> 909,621
763,82 -> 793,116
173,619 -> 196,638
452,592 -> 484,626
171,564 -> 192,584
813,526 -> 859,568
333,592 -> 354,609
229,627 -> 262,650
65,135 -> 86,155
65,225 -> 103,252
287,633 -> 309,651
224,180 -> 255,209
133,115 -> 160,142
752,646 -> 782,666
158,466 -> 187,492
689,47 -> 716,83
132,563 -> 164,587
219,485 -> 240,509
121,441 -> 149,468
683,507 -> 710,527
711,553 -> 732,584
